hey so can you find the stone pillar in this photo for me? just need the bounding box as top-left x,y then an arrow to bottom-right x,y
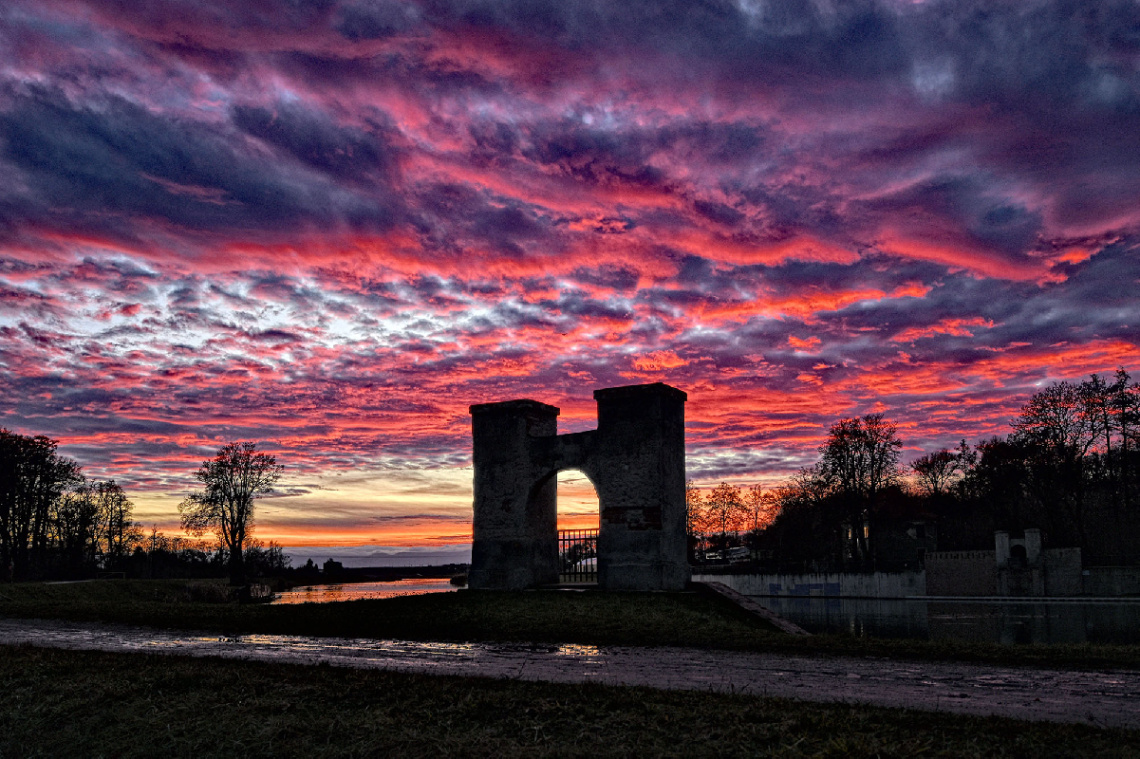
468,400 -> 560,590
994,530 -> 1010,569
590,383 -> 689,591
1024,528 -> 1042,564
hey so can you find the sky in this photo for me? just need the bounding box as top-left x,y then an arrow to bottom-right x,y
1,0 -> 1138,557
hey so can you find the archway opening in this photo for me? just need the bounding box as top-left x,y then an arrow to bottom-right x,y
556,469 -> 599,531
557,469 -> 599,584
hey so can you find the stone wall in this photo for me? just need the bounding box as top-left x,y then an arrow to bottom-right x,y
1044,547 -> 1083,596
692,571 -> 926,599
695,564 -> 1140,598
925,550 -> 997,596
468,400 -> 562,590
1084,566 -> 1140,596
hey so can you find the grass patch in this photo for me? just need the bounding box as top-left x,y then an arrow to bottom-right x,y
1,645 -> 1137,758
3,579 -> 1140,670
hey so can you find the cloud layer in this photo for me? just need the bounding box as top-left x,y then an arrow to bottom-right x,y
2,0 -> 1138,542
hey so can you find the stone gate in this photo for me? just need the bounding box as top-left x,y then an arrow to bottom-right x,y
468,382 -> 688,591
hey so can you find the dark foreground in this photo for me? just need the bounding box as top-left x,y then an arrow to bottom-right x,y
2,645 -> 1138,758
3,617 -> 1139,729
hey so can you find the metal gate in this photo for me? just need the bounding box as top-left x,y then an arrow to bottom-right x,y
558,528 -> 598,583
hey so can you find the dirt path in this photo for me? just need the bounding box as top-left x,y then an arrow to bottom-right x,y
1,618 -> 1138,729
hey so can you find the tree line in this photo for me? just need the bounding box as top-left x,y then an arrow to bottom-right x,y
692,368 -> 1140,571
1,430 -> 288,584
0,429 -> 140,581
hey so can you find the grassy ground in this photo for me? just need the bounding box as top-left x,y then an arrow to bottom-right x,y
1,645 -> 1137,758
3,579 -> 1140,670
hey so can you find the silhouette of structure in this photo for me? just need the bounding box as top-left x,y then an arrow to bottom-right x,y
469,383 -> 688,591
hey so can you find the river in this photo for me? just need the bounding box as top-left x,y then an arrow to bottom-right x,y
272,578 -> 458,604
750,596 -> 1140,645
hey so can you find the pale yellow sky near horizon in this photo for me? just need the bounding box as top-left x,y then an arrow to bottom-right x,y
131,467 -> 605,547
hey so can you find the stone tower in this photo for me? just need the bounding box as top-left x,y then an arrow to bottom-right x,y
468,382 -> 688,591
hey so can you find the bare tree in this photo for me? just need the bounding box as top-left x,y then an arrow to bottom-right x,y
705,482 -> 746,551
818,414 -> 902,564
94,480 -> 138,567
743,484 -> 778,534
1109,368 -> 1140,503
685,480 -> 709,560
1011,382 -> 1098,548
179,442 -> 282,586
0,429 -> 81,580
52,481 -> 100,576
912,449 -> 960,498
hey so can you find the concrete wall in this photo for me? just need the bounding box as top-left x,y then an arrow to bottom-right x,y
696,564 -> 1140,598
1044,547 -> 1083,596
926,550 -> 997,596
692,571 -> 926,599
1084,566 -> 1140,596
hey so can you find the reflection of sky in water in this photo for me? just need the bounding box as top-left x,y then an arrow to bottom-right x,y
753,596 -> 1140,645
272,578 -> 457,605
555,643 -> 601,658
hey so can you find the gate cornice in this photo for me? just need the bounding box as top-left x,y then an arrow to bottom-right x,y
529,430 -> 597,474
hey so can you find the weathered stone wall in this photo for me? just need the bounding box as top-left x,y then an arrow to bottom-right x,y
1044,547 -> 1083,596
468,400 -> 561,590
926,550 -> 997,596
469,383 -> 688,591
1083,566 -> 1140,596
692,571 -> 926,598
589,384 -> 688,591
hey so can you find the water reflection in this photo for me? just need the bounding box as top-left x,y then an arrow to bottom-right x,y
752,596 -> 1140,645
272,578 -> 457,604
555,643 -> 602,658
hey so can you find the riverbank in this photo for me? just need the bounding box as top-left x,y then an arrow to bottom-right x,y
3,579 -> 1140,669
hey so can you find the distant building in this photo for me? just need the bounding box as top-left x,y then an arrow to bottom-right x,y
926,529 -> 1082,596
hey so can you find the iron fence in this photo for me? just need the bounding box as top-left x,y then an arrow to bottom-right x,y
559,528 -> 598,583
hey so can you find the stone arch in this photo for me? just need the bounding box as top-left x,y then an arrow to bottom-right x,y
552,468 -> 600,530
469,383 -> 688,591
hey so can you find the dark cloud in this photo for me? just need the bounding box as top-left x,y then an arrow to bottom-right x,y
335,0 -> 421,40
231,103 -> 397,185
0,85 -> 398,242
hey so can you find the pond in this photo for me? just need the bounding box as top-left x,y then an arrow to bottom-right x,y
751,596 -> 1140,645
272,578 -> 458,604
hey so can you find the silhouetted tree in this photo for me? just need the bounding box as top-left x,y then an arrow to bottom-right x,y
685,479 -> 709,559
52,481 -> 100,576
705,482 -> 746,551
818,414 -> 902,564
741,484 -> 778,548
1108,369 -> 1140,501
179,442 -> 282,586
759,468 -> 842,570
912,448 -> 961,498
243,540 -> 291,577
0,429 -> 81,579
95,480 -> 138,567
1011,381 -> 1098,549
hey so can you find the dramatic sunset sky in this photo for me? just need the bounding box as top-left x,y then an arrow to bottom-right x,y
2,0 -> 1138,563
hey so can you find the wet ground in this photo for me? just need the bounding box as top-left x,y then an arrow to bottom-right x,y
1,618 -> 1138,729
